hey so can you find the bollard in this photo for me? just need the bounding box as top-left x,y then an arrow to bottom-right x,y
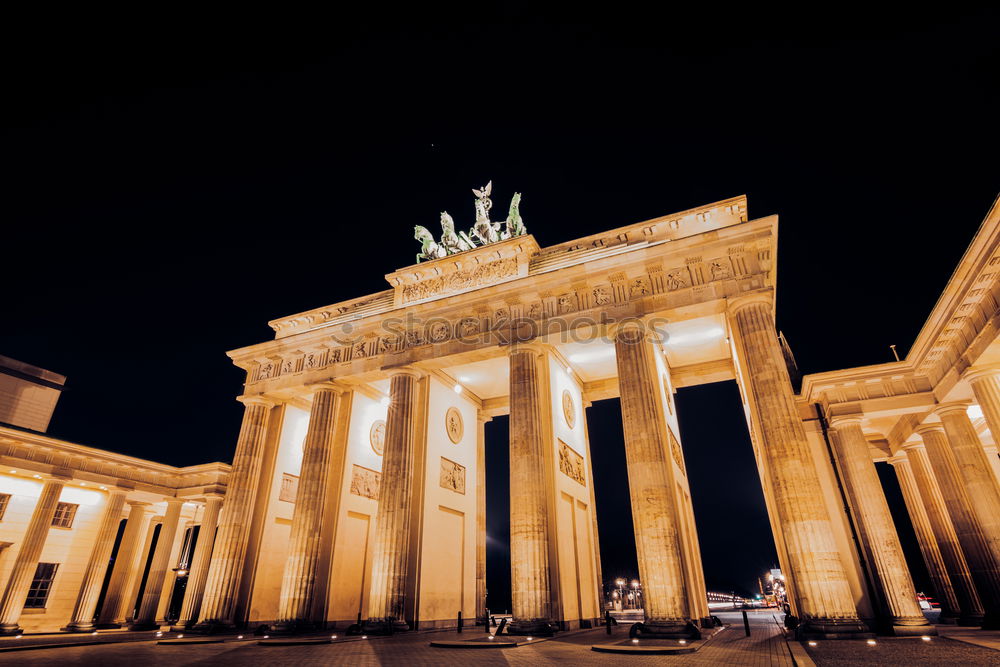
742,609 -> 750,637
457,610 -> 463,633
605,610 -> 612,635
357,612 -> 362,627
496,617 -> 507,636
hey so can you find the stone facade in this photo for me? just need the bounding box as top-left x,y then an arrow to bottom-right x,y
0,424 -> 229,633
7,192 -> 1000,639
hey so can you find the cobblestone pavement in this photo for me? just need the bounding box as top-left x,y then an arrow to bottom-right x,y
0,610 -> 996,665
0,610 -> 784,666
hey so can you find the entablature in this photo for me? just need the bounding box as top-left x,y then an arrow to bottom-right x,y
230,214 -> 777,397
264,195 -> 751,341
0,425 -> 231,497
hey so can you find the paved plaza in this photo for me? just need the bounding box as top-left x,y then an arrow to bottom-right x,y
1,610 -> 998,666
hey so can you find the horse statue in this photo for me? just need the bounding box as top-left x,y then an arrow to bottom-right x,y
414,225 -> 446,263
439,212 -> 474,254
504,192 -> 526,238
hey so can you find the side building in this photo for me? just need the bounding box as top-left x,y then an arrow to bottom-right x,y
0,358 -> 229,634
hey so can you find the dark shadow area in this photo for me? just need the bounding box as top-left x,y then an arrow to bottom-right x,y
484,415 -> 511,614
877,461 -> 932,594
675,381 -> 779,597
587,398 -> 639,590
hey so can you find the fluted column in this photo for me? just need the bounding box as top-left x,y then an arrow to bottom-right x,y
728,294 -> 867,637
902,439 -> 983,624
937,403 -> 1000,564
275,384 -> 343,631
0,475 -> 68,634
175,495 -> 223,628
367,369 -> 421,632
131,498 -> 183,629
195,396 -> 274,630
476,413 -> 489,623
888,454 -> 963,623
828,418 -> 931,635
985,445 -> 1000,487
507,344 -> 555,635
916,423 -> 1000,627
966,368 -> 1000,488
613,322 -> 695,637
65,489 -> 129,631
97,501 -> 151,627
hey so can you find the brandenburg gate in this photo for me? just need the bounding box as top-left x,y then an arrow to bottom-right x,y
187,188 -> 960,639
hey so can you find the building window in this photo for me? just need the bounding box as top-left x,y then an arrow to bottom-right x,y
51,502 -> 78,528
24,563 -> 58,608
0,494 -> 10,520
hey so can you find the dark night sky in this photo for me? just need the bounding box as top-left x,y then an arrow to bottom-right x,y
3,8 -> 998,606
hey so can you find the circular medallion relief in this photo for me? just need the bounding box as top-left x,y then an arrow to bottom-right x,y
369,419 -> 386,455
445,406 -> 464,444
562,389 -> 576,429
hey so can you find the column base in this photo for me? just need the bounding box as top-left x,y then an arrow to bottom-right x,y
0,625 -> 23,636
796,617 -> 874,640
94,622 -> 123,629
269,620 -> 320,635
128,621 -> 161,631
361,618 -> 409,635
507,619 -> 557,636
957,613 -> 984,626
981,610 -> 1000,630
889,621 -> 937,637
629,619 -> 700,639
61,622 -> 96,633
189,621 -> 240,635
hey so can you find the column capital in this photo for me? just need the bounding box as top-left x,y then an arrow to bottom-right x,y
507,341 -> 546,357
913,423 -> 945,437
164,497 -> 185,507
726,289 -> 774,316
887,453 -> 909,465
828,414 -> 865,429
933,401 -> 973,417
476,413 -> 493,425
383,366 -> 424,380
237,394 -> 277,409
306,380 -> 348,394
963,365 -> 1000,384
126,500 -> 152,509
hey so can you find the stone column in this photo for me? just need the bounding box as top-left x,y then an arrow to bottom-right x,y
888,454 -> 963,623
916,423 -> 1000,627
97,501 -> 150,627
64,489 -> 129,631
131,499 -> 183,629
195,396 -> 274,631
937,404 -> 1000,564
507,344 -> 555,635
274,384 -> 343,632
827,418 -> 932,635
966,368 -> 1000,487
985,444 -> 1000,487
728,294 -> 868,637
614,323 -> 696,637
367,369 -> 421,632
175,495 -> 223,628
0,475 -> 68,634
476,413 -> 489,623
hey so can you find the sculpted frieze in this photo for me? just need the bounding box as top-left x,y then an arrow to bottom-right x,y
401,257 -> 518,304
